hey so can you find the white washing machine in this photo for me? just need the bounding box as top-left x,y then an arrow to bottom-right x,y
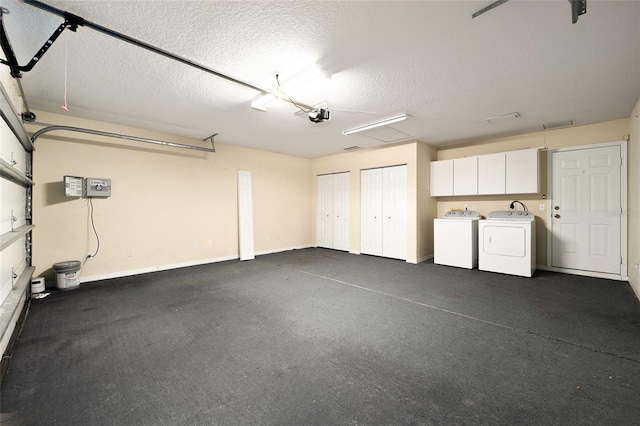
478,211 -> 536,277
434,210 -> 480,269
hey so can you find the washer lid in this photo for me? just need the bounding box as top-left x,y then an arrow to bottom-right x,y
487,210 -> 535,221
444,210 -> 481,219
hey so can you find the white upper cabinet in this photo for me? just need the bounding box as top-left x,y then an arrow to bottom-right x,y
478,152 -> 506,195
430,159 -> 453,196
430,148 -> 540,197
506,149 -> 540,194
453,157 -> 478,196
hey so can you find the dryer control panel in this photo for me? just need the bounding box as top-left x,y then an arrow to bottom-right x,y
487,210 -> 534,221
444,210 -> 481,219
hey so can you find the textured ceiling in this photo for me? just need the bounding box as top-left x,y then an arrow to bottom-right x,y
2,0 -> 639,158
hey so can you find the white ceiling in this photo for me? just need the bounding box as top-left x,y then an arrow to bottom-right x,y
2,0 -> 639,158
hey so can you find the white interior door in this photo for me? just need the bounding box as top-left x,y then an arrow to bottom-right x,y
382,165 -> 407,260
317,174 -> 333,248
332,172 -> 350,251
238,170 -> 255,261
551,146 -> 621,274
361,168 -> 383,256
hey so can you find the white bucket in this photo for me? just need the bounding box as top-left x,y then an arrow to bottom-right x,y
53,261 -> 81,290
31,277 -> 45,293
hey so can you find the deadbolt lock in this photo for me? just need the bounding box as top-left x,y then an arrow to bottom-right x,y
554,206 -> 560,210
554,214 -> 561,219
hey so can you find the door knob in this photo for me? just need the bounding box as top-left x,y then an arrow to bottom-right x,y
554,206 -> 560,210
554,214 -> 561,219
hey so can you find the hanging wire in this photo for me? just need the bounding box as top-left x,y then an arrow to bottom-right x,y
275,74 -> 309,114
61,30 -> 70,111
87,197 -> 100,259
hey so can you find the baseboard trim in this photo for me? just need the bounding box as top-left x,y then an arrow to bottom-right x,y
79,246 -> 314,284
628,276 -> 640,301
255,245 -> 313,257
406,254 -> 433,265
536,265 -> 627,281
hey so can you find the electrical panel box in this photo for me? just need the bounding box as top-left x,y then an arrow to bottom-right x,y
64,175 -> 84,197
84,177 -> 111,197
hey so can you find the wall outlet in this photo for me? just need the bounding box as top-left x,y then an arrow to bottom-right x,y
86,254 -> 94,261
127,250 -> 133,257
464,204 -> 469,210
471,204 -> 476,211
194,242 -> 199,249
539,203 -> 545,211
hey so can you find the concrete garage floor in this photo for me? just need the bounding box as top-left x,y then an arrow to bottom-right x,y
2,248 -> 639,425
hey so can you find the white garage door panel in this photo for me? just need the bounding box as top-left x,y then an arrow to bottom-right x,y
1,179 -> 27,234
0,237 -> 28,306
0,119 -> 28,175
483,226 -> 526,257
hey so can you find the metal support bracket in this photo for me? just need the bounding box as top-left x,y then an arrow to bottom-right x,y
203,133 -> 218,153
0,6 -> 83,78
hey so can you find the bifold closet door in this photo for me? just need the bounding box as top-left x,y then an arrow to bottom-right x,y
360,168 -> 383,256
360,165 -> 407,260
317,172 -> 350,251
382,165 -> 407,260
332,172 -> 350,251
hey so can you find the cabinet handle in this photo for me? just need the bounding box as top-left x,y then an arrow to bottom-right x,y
554,214 -> 561,219
554,206 -> 560,210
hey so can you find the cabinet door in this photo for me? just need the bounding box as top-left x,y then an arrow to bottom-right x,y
453,157 -> 478,195
332,172 -> 350,252
506,149 -> 540,194
317,174 -> 334,248
430,160 -> 453,196
361,168 -> 383,256
478,153 -> 506,195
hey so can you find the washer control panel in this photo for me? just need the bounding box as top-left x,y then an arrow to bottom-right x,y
444,210 -> 481,219
487,210 -> 535,221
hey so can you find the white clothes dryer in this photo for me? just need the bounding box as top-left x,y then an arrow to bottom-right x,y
434,210 -> 480,269
478,211 -> 536,277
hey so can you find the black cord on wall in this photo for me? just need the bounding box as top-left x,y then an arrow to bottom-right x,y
87,197 -> 100,259
509,200 -> 528,211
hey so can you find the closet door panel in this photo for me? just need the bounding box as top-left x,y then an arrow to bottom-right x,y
360,169 -> 383,256
332,172 -> 350,251
316,174 -> 333,248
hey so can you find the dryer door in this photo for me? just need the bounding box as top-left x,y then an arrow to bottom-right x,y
482,225 -> 526,257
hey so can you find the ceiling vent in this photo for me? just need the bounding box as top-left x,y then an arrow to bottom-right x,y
543,119 -> 574,130
363,127 -> 413,143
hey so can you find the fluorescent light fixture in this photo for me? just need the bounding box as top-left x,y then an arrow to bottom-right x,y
484,112 -> 521,123
342,113 -> 409,136
251,65 -> 331,112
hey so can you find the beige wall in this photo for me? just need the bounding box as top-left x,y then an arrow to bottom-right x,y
417,141 -> 438,258
310,141 -> 437,263
436,119 -> 631,271
628,98 -> 640,296
29,111 -> 312,282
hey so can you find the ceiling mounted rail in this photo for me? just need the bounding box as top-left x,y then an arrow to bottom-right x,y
30,124 -> 216,153
4,0 -> 314,112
